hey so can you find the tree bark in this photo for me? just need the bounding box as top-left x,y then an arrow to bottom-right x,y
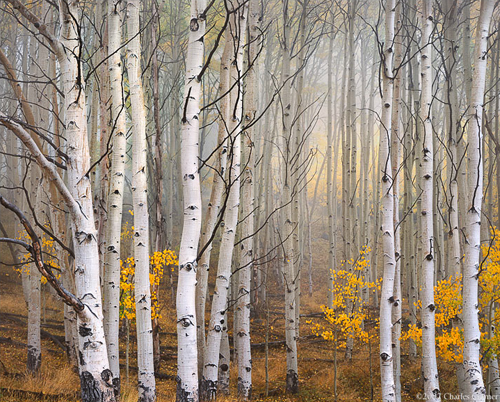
177,1 -> 206,400
127,0 -> 156,400
419,1 -> 441,400
379,1 -> 396,400
462,0 -> 495,399
103,0 -> 127,387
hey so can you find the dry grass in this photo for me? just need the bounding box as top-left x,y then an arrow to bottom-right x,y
0,222 -> 461,402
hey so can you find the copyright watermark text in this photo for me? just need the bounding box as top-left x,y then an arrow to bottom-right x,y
416,393 -> 500,400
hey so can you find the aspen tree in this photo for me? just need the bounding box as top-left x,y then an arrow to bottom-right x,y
0,41 -> 43,375
391,3 -> 402,398
201,3 -> 247,399
462,0 -> 496,398
103,0 -> 127,384
443,0 -> 461,281
2,1 -> 118,400
420,1 -> 441,400
177,0 -> 206,400
237,0 -> 258,397
281,0 -> 298,393
196,37 -> 231,377
379,0 -> 397,400
326,27 -> 335,308
127,0 -> 156,400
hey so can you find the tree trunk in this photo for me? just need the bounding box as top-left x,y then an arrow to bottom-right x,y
103,0 -> 127,386
128,1 -> 156,400
282,0 -> 298,393
419,1 -> 441,400
237,0 -> 257,397
176,1 -> 206,400
462,0 -> 495,399
379,1 -> 396,400
201,5 -> 247,398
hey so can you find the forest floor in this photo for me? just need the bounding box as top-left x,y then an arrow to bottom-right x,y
0,225 -> 460,401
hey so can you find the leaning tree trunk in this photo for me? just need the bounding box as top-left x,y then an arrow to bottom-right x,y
379,0 -> 397,400
419,1 -> 441,400
462,0 -> 495,399
177,1 -> 206,400
103,0 -> 127,386
127,1 -> 156,400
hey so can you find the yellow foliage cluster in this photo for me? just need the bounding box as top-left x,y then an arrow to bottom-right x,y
403,227 -> 500,363
310,246 -> 379,348
120,213 -> 134,241
16,223 -> 60,284
119,249 -> 178,322
402,276 -> 464,363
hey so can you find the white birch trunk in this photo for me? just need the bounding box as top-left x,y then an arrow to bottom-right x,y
103,0 -> 127,384
58,2 -> 117,400
201,4 -> 247,395
237,0 -> 256,397
326,30 -> 335,309
27,236 -> 42,374
443,0 -> 461,280
390,4 -> 402,398
196,38 -> 231,376
127,1 -> 156,400
462,0 -> 495,399
380,1 -> 396,400
282,0 -> 298,393
419,1 -> 441,400
177,1 -> 206,400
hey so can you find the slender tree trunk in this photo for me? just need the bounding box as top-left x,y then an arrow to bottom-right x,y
237,0 -> 257,397
282,0 -> 298,393
419,1 -> 441,400
196,38 -> 231,379
103,0 -> 127,386
391,4 -> 402,398
177,1 -> 206,400
127,1 -> 156,400
327,29 -> 335,308
379,1 -> 396,400
462,1 -> 495,399
201,5 -> 247,398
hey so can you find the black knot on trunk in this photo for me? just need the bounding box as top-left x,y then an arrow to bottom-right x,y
78,325 -> 93,337
190,18 -> 199,32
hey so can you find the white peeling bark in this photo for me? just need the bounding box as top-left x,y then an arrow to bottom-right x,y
177,1 -> 206,400
379,1 -> 396,400
103,0 -> 127,385
419,1 -> 441,400
127,1 -> 156,400
462,0 -> 495,399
